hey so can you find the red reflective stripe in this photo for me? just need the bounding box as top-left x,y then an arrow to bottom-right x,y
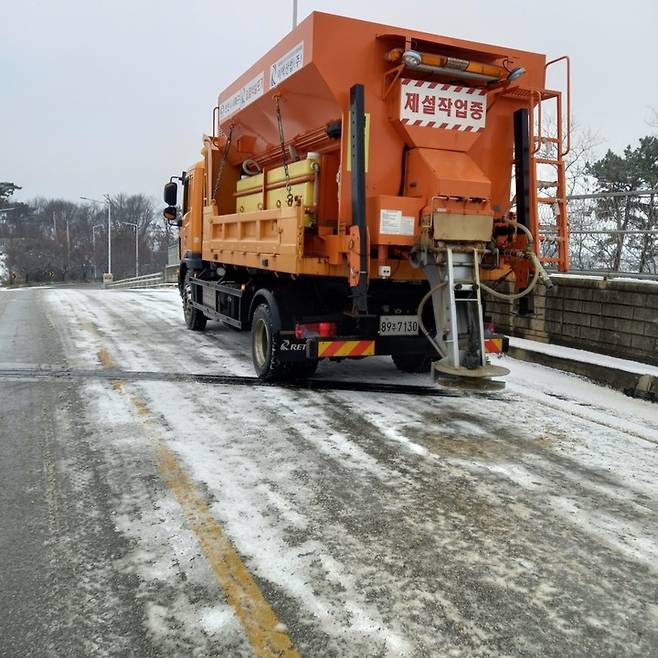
350,340 -> 374,356
320,341 -> 344,357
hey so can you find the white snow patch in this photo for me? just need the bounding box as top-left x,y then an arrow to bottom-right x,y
198,606 -> 238,635
137,380 -> 413,654
549,495 -> 658,571
510,336 -> 658,378
0,284 -> 55,291
552,273 -> 658,285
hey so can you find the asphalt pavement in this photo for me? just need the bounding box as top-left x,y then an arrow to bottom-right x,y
0,285 -> 656,657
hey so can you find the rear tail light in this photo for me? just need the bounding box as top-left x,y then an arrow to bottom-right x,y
318,322 -> 336,337
295,322 -> 337,339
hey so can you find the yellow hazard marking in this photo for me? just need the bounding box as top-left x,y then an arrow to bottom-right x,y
484,338 -> 503,353
318,340 -> 375,358
96,345 -> 299,658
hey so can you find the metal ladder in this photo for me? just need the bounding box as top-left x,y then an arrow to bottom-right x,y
529,57 -> 571,272
504,58 -> 571,272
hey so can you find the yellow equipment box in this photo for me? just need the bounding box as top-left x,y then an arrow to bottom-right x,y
235,173 -> 264,213
236,158 -> 318,226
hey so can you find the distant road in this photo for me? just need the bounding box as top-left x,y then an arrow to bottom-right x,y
1,286 -> 656,657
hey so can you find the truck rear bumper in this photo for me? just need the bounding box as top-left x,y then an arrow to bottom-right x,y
279,333 -> 509,362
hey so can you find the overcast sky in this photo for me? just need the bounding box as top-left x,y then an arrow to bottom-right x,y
2,0 -> 656,203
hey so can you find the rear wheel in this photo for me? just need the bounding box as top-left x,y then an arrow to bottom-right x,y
391,352 -> 432,373
251,303 -> 290,381
183,273 -> 207,331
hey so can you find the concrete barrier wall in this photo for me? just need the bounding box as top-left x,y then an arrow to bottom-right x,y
486,276 -> 658,367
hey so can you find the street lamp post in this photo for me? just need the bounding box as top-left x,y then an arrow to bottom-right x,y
92,224 -> 103,280
121,221 -> 139,277
104,194 -> 112,278
292,0 -> 298,29
81,195 -> 112,279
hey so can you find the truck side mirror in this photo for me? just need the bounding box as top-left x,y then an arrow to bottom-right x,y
164,182 -> 178,206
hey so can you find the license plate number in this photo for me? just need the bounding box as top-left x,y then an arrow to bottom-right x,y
379,315 -> 419,336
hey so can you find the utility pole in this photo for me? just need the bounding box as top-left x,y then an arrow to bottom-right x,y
121,221 -> 139,277
65,215 -> 70,274
292,0 -> 297,29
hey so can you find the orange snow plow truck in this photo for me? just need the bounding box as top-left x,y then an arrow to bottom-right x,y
164,12 -> 570,387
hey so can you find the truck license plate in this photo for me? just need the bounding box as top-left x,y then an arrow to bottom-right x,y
379,315 -> 419,336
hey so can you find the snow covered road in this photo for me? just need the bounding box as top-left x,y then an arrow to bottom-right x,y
1,285 -> 657,657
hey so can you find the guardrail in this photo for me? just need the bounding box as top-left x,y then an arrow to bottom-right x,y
106,273 -> 175,289
556,270 -> 658,281
540,189 -> 658,276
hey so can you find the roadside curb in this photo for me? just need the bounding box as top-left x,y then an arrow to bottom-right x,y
508,345 -> 657,402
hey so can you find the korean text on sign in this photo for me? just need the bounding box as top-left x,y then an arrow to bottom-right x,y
399,79 -> 487,132
270,42 -> 304,89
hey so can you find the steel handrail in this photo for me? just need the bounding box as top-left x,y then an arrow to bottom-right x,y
545,56 -> 571,157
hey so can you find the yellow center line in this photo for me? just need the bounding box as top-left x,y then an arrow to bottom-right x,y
97,347 -> 115,368
95,349 -> 299,657
97,348 -> 124,391
155,441 -> 299,657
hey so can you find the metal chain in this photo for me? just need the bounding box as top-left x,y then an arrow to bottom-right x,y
211,124 -> 234,203
274,96 -> 294,207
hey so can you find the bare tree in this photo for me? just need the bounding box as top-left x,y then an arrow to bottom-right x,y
4,193 -> 167,283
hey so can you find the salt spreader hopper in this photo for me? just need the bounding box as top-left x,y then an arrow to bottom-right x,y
164,12 -> 570,386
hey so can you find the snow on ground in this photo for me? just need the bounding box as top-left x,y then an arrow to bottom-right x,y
0,284 -> 55,291
510,335 -> 658,377
552,273 -> 658,285
31,287 -> 658,656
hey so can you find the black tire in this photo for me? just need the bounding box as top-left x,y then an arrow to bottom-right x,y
182,273 -> 207,331
391,352 -> 432,373
290,359 -> 319,379
251,303 -> 291,381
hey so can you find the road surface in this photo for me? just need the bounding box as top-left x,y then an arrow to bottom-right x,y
0,285 -> 656,657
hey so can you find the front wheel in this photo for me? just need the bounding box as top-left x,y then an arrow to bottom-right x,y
251,303 -> 291,381
183,273 -> 207,331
